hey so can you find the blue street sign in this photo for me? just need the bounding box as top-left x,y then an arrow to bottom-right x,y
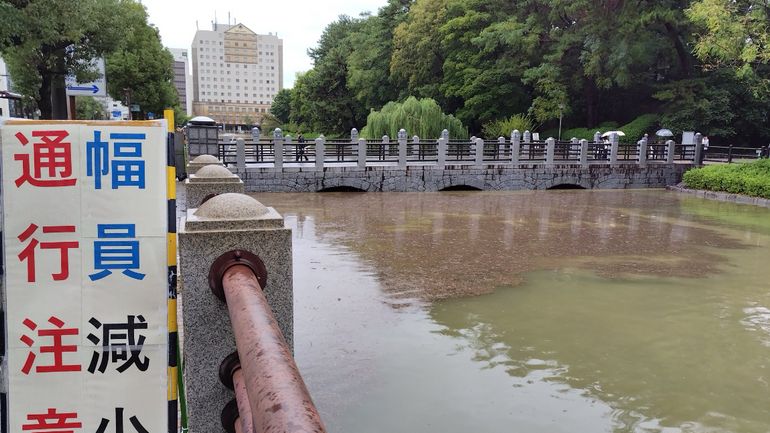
67,84 -> 100,94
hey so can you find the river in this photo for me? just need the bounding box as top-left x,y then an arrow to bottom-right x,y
250,190 -> 770,433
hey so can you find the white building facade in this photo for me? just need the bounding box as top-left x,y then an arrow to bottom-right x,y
191,22 -> 283,128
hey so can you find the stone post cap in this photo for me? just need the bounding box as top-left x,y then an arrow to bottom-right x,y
351,128 -> 358,134
511,129 -> 520,138
191,155 -> 220,164
319,134 -> 325,139
441,129 -> 449,140
273,128 -> 283,139
382,135 -> 390,141
185,193 -> 283,231
546,137 -> 555,142
189,165 -> 241,183
398,129 -> 407,139
412,135 -> 420,141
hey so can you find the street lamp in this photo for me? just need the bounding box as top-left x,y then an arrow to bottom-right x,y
558,103 -> 564,142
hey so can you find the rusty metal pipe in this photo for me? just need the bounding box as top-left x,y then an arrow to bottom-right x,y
232,368 -> 255,433
222,264 -> 327,433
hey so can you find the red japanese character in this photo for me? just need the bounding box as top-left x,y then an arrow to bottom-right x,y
18,224 -> 79,282
14,130 -> 77,188
22,408 -> 82,432
21,316 -> 81,374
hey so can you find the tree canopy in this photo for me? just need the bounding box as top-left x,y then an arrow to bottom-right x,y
1,0 -> 178,119
285,0 -> 770,143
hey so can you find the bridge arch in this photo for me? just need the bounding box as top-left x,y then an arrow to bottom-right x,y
547,183 -> 586,190
439,185 -> 483,192
317,186 -> 366,193
541,176 -> 591,190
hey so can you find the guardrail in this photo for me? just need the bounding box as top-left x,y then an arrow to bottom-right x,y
214,136 -> 698,169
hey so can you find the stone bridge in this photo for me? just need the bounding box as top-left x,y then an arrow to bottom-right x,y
192,129 -> 699,193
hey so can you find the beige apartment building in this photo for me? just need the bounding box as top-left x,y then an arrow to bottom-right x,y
191,22 -> 283,129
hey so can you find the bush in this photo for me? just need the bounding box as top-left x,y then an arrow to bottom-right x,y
555,116 -> 659,142
481,114 -> 534,139
621,114 -> 658,142
683,159 -> 770,198
360,96 -> 468,139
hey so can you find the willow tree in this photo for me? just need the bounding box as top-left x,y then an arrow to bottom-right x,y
361,96 -> 467,139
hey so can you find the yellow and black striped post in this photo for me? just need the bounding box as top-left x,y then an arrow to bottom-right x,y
164,109 -> 180,433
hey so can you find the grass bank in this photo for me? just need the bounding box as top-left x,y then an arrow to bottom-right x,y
683,159 -> 770,199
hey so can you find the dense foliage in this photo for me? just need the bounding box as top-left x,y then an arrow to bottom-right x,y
683,159 -> 770,198
283,0 -> 770,142
1,0 -> 178,119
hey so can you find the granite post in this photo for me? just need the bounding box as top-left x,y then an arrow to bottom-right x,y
236,138 -> 246,170
638,135 -> 648,167
358,138 -> 367,168
398,129 -> 407,168
437,137 -> 447,169
351,128 -> 358,143
398,128 -> 409,161
579,139 -> 589,167
475,137 -> 484,167
184,165 -> 245,208
666,140 -> 676,164
187,154 -> 225,174
179,193 -> 292,433
610,132 -> 619,164
273,128 -> 284,170
315,136 -> 325,169
694,132 -> 704,166
546,137 -> 555,166
383,134 -> 390,157
511,130 -> 520,164
412,135 -> 420,159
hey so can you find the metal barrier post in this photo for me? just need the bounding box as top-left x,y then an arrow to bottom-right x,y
209,261 -> 327,433
179,193 -> 292,433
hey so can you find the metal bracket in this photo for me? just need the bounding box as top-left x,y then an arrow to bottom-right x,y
218,351 -> 241,390
208,250 -> 268,302
220,399 -> 240,433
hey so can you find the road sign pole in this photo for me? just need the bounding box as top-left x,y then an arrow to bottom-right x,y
68,95 -> 76,120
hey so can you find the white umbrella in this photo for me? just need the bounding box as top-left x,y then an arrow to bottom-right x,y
601,130 -> 625,138
655,128 -> 674,137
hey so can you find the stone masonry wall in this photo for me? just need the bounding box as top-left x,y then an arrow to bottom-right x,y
232,163 -> 693,193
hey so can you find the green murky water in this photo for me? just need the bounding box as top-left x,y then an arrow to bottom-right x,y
251,190 -> 770,433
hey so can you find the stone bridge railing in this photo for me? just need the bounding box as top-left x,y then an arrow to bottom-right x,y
213,128 -> 702,170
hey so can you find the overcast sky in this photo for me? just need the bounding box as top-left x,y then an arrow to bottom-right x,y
142,0 -> 387,89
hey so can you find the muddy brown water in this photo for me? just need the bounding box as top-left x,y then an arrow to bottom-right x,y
251,190 -> 770,433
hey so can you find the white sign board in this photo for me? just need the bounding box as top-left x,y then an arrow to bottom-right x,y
66,58 -> 107,97
1,120 -> 168,432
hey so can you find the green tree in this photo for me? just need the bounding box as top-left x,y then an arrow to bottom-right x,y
687,0 -> 770,79
0,0 -> 133,119
74,96 -> 106,119
390,0 -> 448,102
302,16 -> 368,134
105,1 -> 177,118
270,88 -> 292,123
360,96 -> 467,139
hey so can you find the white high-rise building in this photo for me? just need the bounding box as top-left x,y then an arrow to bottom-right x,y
191,22 -> 283,128
169,48 -> 193,116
